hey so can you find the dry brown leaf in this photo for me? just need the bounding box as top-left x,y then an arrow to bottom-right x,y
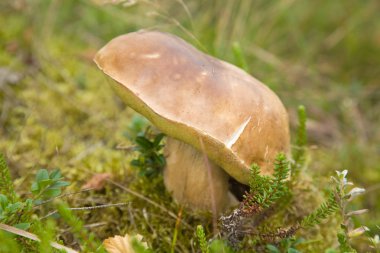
81,173 -> 112,190
103,234 -> 148,253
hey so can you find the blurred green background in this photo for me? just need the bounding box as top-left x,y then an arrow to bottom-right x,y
0,0 -> 379,251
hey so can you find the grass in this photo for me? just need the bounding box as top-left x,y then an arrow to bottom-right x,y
0,0 -> 379,252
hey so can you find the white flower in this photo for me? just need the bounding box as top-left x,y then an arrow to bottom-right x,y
347,187 -> 366,200
336,170 -> 349,185
371,234 -> 380,245
348,226 -> 369,238
346,209 -> 368,217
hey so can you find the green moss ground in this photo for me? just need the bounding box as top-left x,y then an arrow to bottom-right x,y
0,0 -> 379,252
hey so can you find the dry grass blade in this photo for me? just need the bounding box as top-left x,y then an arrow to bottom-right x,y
77,167 -> 192,229
106,178 -> 193,229
41,203 -> 128,220
170,206 -> 183,253
0,223 -> 78,253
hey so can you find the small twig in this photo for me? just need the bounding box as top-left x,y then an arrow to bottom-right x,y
115,144 -> 137,152
76,167 -> 192,229
83,222 -> 108,229
105,178 -> 193,229
34,188 -> 94,207
128,202 -> 137,230
40,202 -> 127,220
256,225 -> 300,243
0,223 -> 78,253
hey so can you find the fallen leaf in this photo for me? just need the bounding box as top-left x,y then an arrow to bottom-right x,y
81,173 -> 112,190
103,233 -> 148,253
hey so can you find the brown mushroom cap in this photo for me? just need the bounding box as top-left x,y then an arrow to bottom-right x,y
94,30 -> 290,185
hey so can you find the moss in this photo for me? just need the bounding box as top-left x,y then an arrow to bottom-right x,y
0,0 -> 378,252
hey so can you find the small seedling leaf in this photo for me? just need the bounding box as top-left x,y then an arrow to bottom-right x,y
266,244 -> 281,253
50,181 -> 70,189
44,188 -> 62,198
50,169 -> 62,180
36,169 -> 49,182
135,136 -> 154,149
153,133 -> 165,147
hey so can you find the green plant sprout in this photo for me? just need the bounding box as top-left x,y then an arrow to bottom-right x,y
0,154 -> 86,252
1,155 -> 69,231
31,169 -> 70,204
197,225 -> 209,253
332,170 -> 369,253
130,127 -> 166,178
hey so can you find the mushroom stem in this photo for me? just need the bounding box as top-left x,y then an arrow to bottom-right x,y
164,137 -> 238,213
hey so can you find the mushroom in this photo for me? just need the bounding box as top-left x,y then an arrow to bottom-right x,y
94,31 -> 290,213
